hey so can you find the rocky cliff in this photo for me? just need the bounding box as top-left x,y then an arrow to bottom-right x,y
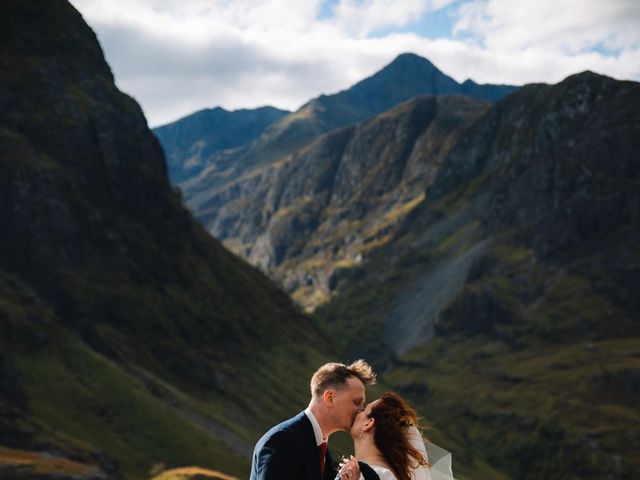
0,2 -> 332,478
191,94 -> 490,311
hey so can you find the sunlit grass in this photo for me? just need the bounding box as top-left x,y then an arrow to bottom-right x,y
0,447 -> 99,476
151,466 -> 239,480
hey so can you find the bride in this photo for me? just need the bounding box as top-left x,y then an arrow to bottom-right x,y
337,392 -> 454,480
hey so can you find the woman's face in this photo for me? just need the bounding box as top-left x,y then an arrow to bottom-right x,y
350,398 -> 380,438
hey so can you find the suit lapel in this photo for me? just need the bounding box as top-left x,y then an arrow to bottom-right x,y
297,412 -> 322,480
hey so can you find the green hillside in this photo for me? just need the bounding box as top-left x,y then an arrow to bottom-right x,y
0,2 -> 333,478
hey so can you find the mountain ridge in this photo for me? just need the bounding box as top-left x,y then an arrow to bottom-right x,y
164,53 -> 519,211
153,105 -> 289,183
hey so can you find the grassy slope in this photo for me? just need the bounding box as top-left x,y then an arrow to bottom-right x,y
12,330 -> 247,478
1,274 -> 246,478
402,259 -> 637,480
2,271 -> 332,479
390,336 -> 640,479
314,177 -> 640,479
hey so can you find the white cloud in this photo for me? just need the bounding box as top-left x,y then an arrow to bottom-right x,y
69,0 -> 640,127
454,0 -> 640,53
71,0 -> 442,125
331,0 -> 447,37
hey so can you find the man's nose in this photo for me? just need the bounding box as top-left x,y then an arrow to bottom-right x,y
357,404 -> 364,413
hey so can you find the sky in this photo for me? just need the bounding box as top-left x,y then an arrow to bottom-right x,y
69,0 -> 640,127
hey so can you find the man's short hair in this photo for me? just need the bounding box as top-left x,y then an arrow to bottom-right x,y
310,360 -> 376,397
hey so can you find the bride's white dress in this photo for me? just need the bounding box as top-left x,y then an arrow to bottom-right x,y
367,465 -> 399,480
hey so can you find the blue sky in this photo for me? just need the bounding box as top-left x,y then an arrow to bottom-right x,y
70,0 -> 640,127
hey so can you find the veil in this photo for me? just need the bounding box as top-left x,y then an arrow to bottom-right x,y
407,426 -> 456,480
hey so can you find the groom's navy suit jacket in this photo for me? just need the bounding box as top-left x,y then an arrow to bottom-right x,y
250,411 -> 336,480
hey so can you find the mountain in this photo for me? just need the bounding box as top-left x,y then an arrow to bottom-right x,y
153,106 -> 289,183
0,2 -> 333,479
314,71 -> 640,479
174,53 -> 519,224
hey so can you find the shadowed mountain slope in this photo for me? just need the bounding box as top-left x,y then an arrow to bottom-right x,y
0,2 -> 332,478
153,106 -> 289,183
314,71 -> 640,479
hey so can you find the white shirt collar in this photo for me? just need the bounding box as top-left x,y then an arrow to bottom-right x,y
304,407 -> 326,446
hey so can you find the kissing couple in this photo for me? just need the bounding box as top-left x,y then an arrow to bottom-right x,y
250,360 -> 454,480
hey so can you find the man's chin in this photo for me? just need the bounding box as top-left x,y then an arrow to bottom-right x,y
342,420 -> 355,433
347,419 -> 356,432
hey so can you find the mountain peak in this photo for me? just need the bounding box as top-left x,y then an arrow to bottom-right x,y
387,52 -> 437,70
562,70 -> 613,86
336,53 -> 467,111
368,52 -> 446,84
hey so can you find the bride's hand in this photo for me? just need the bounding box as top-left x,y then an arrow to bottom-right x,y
338,455 -> 360,480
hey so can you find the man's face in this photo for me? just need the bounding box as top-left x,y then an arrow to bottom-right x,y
331,376 -> 366,432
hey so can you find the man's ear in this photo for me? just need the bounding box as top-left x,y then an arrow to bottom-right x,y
322,389 -> 334,407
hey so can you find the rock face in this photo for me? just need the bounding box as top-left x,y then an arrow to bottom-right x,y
153,106 -> 289,183
323,69 -> 640,356
175,54 -> 518,245
315,71 -> 640,479
0,2 -> 330,479
430,70 -> 640,337
198,95 -> 490,310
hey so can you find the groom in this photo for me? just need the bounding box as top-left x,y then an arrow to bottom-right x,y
250,360 -> 376,480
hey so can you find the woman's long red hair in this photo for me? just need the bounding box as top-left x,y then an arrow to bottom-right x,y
369,391 -> 430,480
